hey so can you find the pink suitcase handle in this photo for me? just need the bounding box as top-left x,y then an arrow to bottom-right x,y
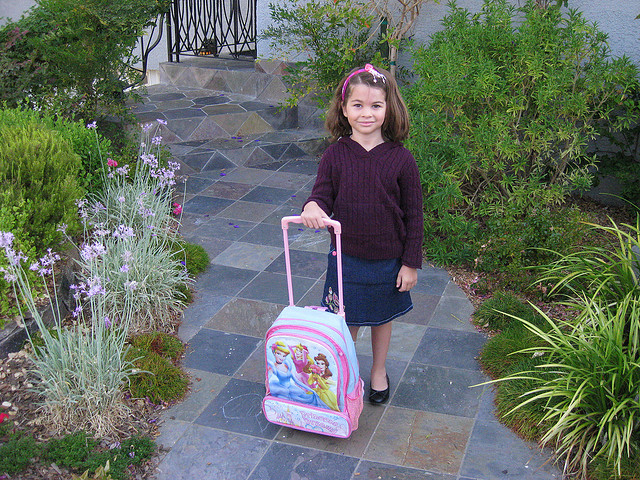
281,216 -> 344,317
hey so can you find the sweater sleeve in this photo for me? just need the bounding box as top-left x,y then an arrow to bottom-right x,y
303,149 -> 335,216
399,151 -> 424,269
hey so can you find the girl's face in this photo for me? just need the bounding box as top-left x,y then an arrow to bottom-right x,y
342,84 -> 387,142
317,360 -> 326,373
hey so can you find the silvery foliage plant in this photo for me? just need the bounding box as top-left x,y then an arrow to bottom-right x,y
76,120 -> 191,333
0,231 -> 135,437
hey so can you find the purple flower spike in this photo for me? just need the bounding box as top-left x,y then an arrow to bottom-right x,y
220,173 -> 226,176
315,230 -> 320,233
291,195 -> 297,198
234,225 -> 239,228
229,222 -> 234,225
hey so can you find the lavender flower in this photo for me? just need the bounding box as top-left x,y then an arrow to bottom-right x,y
0,232 -> 14,249
0,267 -> 17,283
112,225 -> 135,239
80,242 -> 107,261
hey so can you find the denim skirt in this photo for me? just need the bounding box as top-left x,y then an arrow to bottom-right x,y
320,249 -> 413,327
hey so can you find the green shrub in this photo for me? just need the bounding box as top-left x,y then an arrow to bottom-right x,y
125,347 -> 189,404
475,207 -> 589,290
0,432 -> 40,474
0,0 -> 169,121
0,107 -> 117,194
0,122 -> 83,251
129,332 -> 184,362
171,240 -> 210,276
262,0 -> 386,109
594,87 -> 640,209
405,0 -> 640,263
42,431 -> 99,471
0,119 -> 84,326
478,324 -> 547,378
473,291 -> 545,332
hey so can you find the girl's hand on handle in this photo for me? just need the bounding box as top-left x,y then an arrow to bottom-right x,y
301,201 -> 330,229
396,265 -> 417,292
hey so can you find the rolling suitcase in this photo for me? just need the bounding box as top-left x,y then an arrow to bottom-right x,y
262,216 -> 364,438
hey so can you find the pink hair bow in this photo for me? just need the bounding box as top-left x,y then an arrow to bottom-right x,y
341,64 -> 387,101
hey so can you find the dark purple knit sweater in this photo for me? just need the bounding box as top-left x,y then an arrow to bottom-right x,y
304,137 -> 424,269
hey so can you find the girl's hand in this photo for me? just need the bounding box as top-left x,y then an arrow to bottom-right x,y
301,201 -> 329,229
396,265 -> 417,292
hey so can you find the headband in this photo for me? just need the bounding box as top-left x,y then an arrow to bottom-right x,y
341,64 -> 387,101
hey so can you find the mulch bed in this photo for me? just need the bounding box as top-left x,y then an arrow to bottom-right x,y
0,345 -> 172,480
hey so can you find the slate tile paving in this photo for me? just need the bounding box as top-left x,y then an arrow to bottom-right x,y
133,82 -> 561,479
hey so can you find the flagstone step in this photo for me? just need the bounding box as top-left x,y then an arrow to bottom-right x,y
159,57 -> 292,105
133,83 -> 323,143
133,59 -> 328,174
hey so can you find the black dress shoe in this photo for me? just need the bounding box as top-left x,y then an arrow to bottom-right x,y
368,374 -> 390,404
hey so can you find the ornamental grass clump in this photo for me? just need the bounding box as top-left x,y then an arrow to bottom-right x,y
73,121 -> 189,333
73,224 -> 189,333
0,233 -> 136,438
494,298 -> 640,478
82,120 -> 179,238
484,217 -> 640,477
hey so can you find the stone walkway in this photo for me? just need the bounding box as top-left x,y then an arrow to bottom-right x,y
130,82 -> 561,480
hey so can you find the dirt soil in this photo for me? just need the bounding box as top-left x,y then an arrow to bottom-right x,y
0,345 -> 172,480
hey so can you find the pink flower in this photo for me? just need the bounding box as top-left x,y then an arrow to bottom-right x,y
107,158 -> 118,167
172,203 -> 182,216
0,413 -> 9,423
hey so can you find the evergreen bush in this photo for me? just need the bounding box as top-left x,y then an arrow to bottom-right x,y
261,0 -> 386,109
0,0 -> 169,121
405,0 -> 640,264
0,122 -> 83,252
0,107 -> 118,195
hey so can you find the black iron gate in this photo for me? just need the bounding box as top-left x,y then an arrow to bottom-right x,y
167,0 -> 257,62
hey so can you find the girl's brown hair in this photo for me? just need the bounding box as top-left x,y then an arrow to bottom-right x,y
325,64 -> 410,143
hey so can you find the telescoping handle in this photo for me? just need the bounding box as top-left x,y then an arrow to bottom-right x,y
281,216 -> 344,317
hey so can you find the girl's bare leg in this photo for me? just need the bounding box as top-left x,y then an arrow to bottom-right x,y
370,322 -> 392,391
348,326 -> 359,343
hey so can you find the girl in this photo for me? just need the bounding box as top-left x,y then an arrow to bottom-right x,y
301,64 -> 423,405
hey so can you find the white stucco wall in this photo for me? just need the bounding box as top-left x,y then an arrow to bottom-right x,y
0,0 -> 36,24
